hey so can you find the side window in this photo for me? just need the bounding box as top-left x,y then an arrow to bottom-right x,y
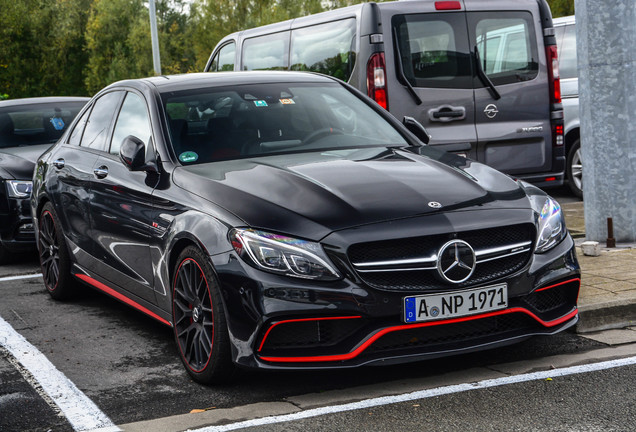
559,24 -> 577,80
110,92 -> 152,155
68,107 -> 90,146
217,43 -> 235,71
242,32 -> 289,70
81,92 -> 123,151
392,13 -> 472,89
472,12 -> 539,86
290,19 -> 357,81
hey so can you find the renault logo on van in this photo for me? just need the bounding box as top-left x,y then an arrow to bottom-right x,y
484,104 -> 499,119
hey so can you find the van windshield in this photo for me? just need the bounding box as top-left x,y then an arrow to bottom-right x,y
162,82 -> 408,165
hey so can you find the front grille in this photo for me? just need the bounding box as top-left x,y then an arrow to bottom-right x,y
367,314 -> 537,353
348,224 -> 534,292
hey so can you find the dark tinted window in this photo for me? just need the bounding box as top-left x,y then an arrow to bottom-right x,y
290,19 -> 356,81
111,92 -> 152,155
472,12 -> 539,86
559,24 -> 577,79
393,13 -> 472,89
211,42 -> 236,72
242,32 -> 289,70
0,101 -> 86,148
81,92 -> 123,151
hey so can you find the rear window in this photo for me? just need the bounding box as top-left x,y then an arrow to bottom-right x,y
393,13 -> 473,89
162,82 -> 407,165
0,101 -> 86,148
242,32 -> 289,71
472,12 -> 539,86
290,19 -> 357,81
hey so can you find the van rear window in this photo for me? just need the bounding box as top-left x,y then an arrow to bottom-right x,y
472,12 -> 539,85
393,14 -> 473,89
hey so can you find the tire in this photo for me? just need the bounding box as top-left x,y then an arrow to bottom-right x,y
172,246 -> 234,384
566,139 -> 583,199
38,202 -> 76,300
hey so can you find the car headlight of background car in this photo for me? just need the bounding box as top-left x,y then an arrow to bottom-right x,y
6,180 -> 33,198
230,228 -> 341,281
531,196 -> 567,253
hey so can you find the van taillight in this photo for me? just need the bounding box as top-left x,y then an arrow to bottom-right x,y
367,53 -> 388,110
435,1 -> 462,10
553,123 -> 564,146
546,45 -> 561,104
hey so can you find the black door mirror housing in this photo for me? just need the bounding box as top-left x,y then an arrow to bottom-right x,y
402,116 -> 430,144
119,135 -> 158,173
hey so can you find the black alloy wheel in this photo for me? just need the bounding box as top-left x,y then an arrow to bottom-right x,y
172,246 -> 233,383
38,202 -> 75,300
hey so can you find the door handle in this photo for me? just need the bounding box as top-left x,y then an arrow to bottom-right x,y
53,158 -> 65,169
93,166 -> 109,179
428,105 -> 467,123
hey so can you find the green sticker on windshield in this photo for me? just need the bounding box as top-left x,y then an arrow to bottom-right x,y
253,100 -> 268,107
179,151 -> 198,163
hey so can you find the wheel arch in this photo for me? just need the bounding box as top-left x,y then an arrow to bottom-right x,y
565,126 -> 580,157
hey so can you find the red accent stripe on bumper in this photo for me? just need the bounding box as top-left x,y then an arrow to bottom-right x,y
259,276 -> 582,364
259,307 -> 578,363
75,274 -> 172,327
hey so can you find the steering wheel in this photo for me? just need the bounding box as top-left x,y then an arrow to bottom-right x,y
303,127 -> 344,144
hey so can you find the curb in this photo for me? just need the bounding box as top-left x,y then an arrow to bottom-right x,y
576,298 -> 636,333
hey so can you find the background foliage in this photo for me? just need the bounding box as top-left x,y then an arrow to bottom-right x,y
0,0 -> 574,99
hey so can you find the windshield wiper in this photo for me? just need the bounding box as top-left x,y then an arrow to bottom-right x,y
392,27 -> 422,106
474,45 -> 501,100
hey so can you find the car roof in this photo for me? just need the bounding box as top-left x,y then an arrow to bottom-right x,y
110,72 -> 339,94
0,96 -> 90,108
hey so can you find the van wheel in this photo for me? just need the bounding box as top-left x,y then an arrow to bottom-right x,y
172,246 -> 234,384
566,139 -> 582,199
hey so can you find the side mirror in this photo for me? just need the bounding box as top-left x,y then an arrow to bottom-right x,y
119,135 -> 157,172
402,116 -> 430,144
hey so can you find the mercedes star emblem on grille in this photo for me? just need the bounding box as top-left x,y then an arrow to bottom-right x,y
437,240 -> 476,283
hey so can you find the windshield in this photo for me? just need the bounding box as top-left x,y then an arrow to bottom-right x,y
162,82 -> 408,165
0,101 -> 86,149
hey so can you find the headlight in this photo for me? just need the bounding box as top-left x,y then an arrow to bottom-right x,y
6,180 -> 33,198
532,196 -> 566,253
229,228 -> 341,281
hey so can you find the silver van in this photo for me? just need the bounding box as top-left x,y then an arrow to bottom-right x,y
554,15 -> 581,197
205,0 -> 565,189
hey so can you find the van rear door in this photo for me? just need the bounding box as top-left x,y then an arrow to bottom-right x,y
389,5 -> 477,156
466,2 -> 554,182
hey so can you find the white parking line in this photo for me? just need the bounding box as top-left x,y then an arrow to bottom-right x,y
0,316 -> 118,432
0,273 -> 42,282
189,356 -> 636,432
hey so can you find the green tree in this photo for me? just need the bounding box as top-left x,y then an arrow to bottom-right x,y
547,0 -> 575,17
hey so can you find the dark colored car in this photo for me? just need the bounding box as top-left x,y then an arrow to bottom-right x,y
32,72 -> 580,384
0,97 -> 88,262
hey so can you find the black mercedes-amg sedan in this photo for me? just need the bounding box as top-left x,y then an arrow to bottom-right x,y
0,97 -> 88,262
32,72 -> 580,384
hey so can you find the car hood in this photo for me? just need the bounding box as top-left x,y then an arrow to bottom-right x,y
0,144 -> 51,180
173,146 -> 531,240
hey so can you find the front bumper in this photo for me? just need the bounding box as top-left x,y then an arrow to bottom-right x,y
0,195 -> 36,253
212,214 -> 580,370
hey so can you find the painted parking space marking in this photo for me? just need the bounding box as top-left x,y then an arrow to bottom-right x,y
190,356 -> 636,432
0,273 -> 42,283
0,316 -> 118,432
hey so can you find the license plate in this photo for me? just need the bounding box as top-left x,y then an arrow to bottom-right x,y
403,284 -> 508,323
